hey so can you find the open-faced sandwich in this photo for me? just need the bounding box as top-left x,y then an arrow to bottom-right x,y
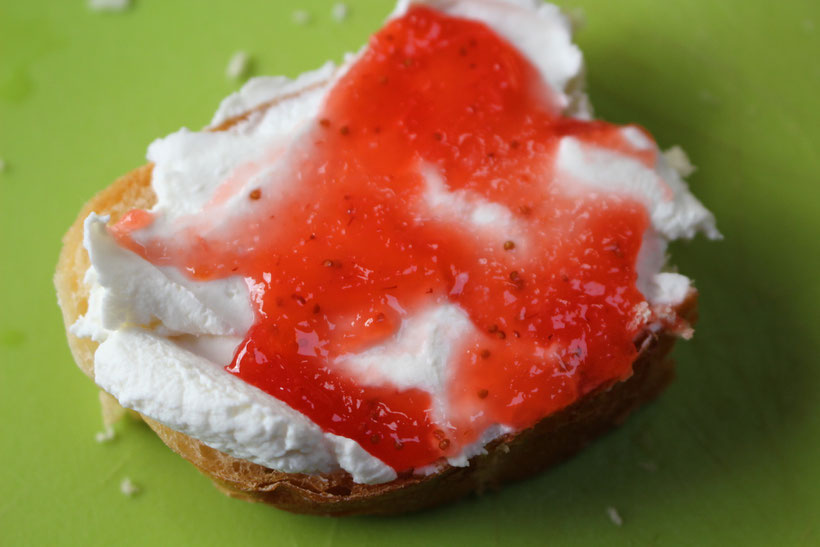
56,0 -> 719,515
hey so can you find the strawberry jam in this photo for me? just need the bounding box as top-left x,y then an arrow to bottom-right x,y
113,7 -> 655,472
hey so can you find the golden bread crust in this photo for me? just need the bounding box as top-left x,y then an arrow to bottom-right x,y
54,119 -> 697,517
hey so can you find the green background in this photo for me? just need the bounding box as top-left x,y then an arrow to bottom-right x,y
1,0 -> 818,545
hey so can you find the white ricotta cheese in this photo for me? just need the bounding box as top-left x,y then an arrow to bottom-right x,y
419,164 -> 527,250
335,303 -> 475,424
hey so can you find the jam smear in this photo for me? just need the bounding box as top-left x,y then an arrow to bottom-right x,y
113,7 -> 654,472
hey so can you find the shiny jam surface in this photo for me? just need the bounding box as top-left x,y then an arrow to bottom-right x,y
113,7 -> 654,472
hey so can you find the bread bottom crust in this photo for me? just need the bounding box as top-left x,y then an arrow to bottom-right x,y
56,162 -> 696,517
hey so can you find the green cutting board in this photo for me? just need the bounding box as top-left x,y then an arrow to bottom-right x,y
2,0 -> 818,545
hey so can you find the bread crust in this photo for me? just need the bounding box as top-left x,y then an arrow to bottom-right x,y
55,125 -> 697,517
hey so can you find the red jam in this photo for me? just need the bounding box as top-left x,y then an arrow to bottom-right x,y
113,7 -> 655,472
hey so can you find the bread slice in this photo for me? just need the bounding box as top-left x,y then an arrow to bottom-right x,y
55,105 -> 697,516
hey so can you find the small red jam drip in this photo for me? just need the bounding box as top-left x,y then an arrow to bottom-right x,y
113,7 -> 654,472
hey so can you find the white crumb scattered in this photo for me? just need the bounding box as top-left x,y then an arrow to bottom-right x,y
95,426 -> 116,443
638,460 -> 658,473
803,19 -> 815,33
678,326 -> 695,340
0,158 -> 6,173
292,9 -> 311,25
628,301 -> 651,331
663,146 -> 696,177
87,0 -> 131,12
564,7 -> 586,32
225,51 -> 251,81
120,477 -> 140,497
606,506 -> 623,527
331,3 -> 350,22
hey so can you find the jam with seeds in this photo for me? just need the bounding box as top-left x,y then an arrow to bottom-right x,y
113,7 -> 654,472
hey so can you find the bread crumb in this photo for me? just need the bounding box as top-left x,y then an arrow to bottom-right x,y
0,158 -> 6,173
331,3 -> 350,22
95,426 -> 116,443
87,0 -> 131,12
606,506 -> 623,526
225,51 -> 251,81
663,146 -> 696,177
638,460 -> 658,472
628,301 -> 651,330
677,326 -> 694,340
120,477 -> 140,497
292,9 -> 311,25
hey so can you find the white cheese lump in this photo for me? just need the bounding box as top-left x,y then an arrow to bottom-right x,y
71,0 -> 718,484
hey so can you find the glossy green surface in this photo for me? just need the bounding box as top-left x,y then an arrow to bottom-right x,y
1,1 -> 818,545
